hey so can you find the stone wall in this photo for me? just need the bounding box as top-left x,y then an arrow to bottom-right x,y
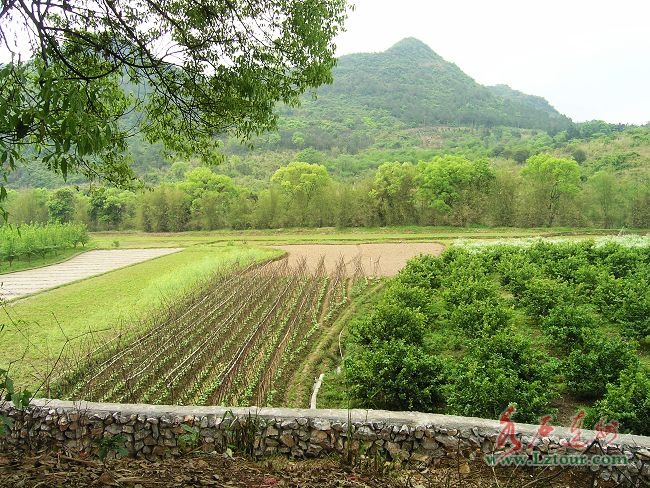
2,399 -> 650,484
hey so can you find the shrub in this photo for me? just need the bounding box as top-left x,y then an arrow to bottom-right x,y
542,250 -> 591,283
519,277 -> 577,319
445,331 -> 558,423
572,264 -> 608,296
594,274 -> 650,341
441,276 -> 500,309
349,301 -> 427,346
565,331 -> 639,400
496,251 -> 538,297
397,254 -> 445,290
541,303 -> 599,353
448,296 -> 512,338
585,368 -> 650,435
382,282 -> 442,324
345,340 -> 448,412
597,244 -> 644,278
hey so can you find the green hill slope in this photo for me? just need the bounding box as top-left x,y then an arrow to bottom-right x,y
287,38 -> 571,130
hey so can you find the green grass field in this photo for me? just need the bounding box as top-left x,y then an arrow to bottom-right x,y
89,226 -> 644,248
0,244 -> 281,391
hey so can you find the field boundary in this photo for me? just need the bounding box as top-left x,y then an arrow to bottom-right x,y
2,399 -> 648,484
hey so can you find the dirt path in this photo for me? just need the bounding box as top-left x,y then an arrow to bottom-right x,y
0,248 -> 182,302
274,242 -> 444,277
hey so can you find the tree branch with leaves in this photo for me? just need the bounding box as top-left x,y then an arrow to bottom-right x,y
0,0 -> 349,215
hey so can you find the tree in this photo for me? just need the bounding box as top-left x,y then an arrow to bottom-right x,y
0,0 -> 349,211
572,148 -> 587,164
47,188 -> 77,223
4,189 -> 49,224
89,188 -> 135,229
630,177 -> 650,228
178,168 -> 237,202
178,167 -> 238,229
416,156 -> 494,226
521,154 -> 581,226
271,162 -> 332,226
139,187 -> 169,232
370,162 -> 417,226
489,166 -> 520,226
512,149 -> 530,165
583,170 -> 624,228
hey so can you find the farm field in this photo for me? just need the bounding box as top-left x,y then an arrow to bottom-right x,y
1,234 -> 449,407
48,241 -> 448,408
276,242 -> 444,276
55,256 -> 370,407
336,239 -> 650,435
0,245 -> 281,390
2,230 -> 649,436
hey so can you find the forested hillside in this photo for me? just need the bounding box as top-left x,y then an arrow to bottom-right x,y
274,37 -> 572,140
224,37 -> 573,159
9,37 -> 574,187
5,39 -> 650,232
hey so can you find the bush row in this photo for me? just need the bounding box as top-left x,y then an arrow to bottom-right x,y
0,223 -> 89,266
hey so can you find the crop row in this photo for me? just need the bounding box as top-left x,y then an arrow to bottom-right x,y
56,255 -> 367,407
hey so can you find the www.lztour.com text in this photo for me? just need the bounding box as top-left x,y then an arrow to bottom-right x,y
484,452 -> 629,467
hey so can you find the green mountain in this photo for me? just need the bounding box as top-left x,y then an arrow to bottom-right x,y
242,37 -> 573,155
284,38 -> 570,130
9,38 -> 579,187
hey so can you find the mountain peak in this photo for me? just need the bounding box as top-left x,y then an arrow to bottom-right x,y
385,37 -> 439,61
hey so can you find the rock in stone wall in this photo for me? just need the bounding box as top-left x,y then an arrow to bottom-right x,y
2,399 -> 649,485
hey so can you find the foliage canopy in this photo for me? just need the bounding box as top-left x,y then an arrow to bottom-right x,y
0,0 -> 348,208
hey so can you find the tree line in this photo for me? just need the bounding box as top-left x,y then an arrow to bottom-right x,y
4,154 -> 650,231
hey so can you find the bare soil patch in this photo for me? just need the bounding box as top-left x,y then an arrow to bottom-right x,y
274,243 -> 444,277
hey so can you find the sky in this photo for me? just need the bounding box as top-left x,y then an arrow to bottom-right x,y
334,0 -> 650,124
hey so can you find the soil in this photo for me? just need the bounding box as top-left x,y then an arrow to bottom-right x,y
0,451 -> 619,488
274,243 -> 444,277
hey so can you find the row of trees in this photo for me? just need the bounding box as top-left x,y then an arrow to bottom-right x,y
4,154 -> 650,230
